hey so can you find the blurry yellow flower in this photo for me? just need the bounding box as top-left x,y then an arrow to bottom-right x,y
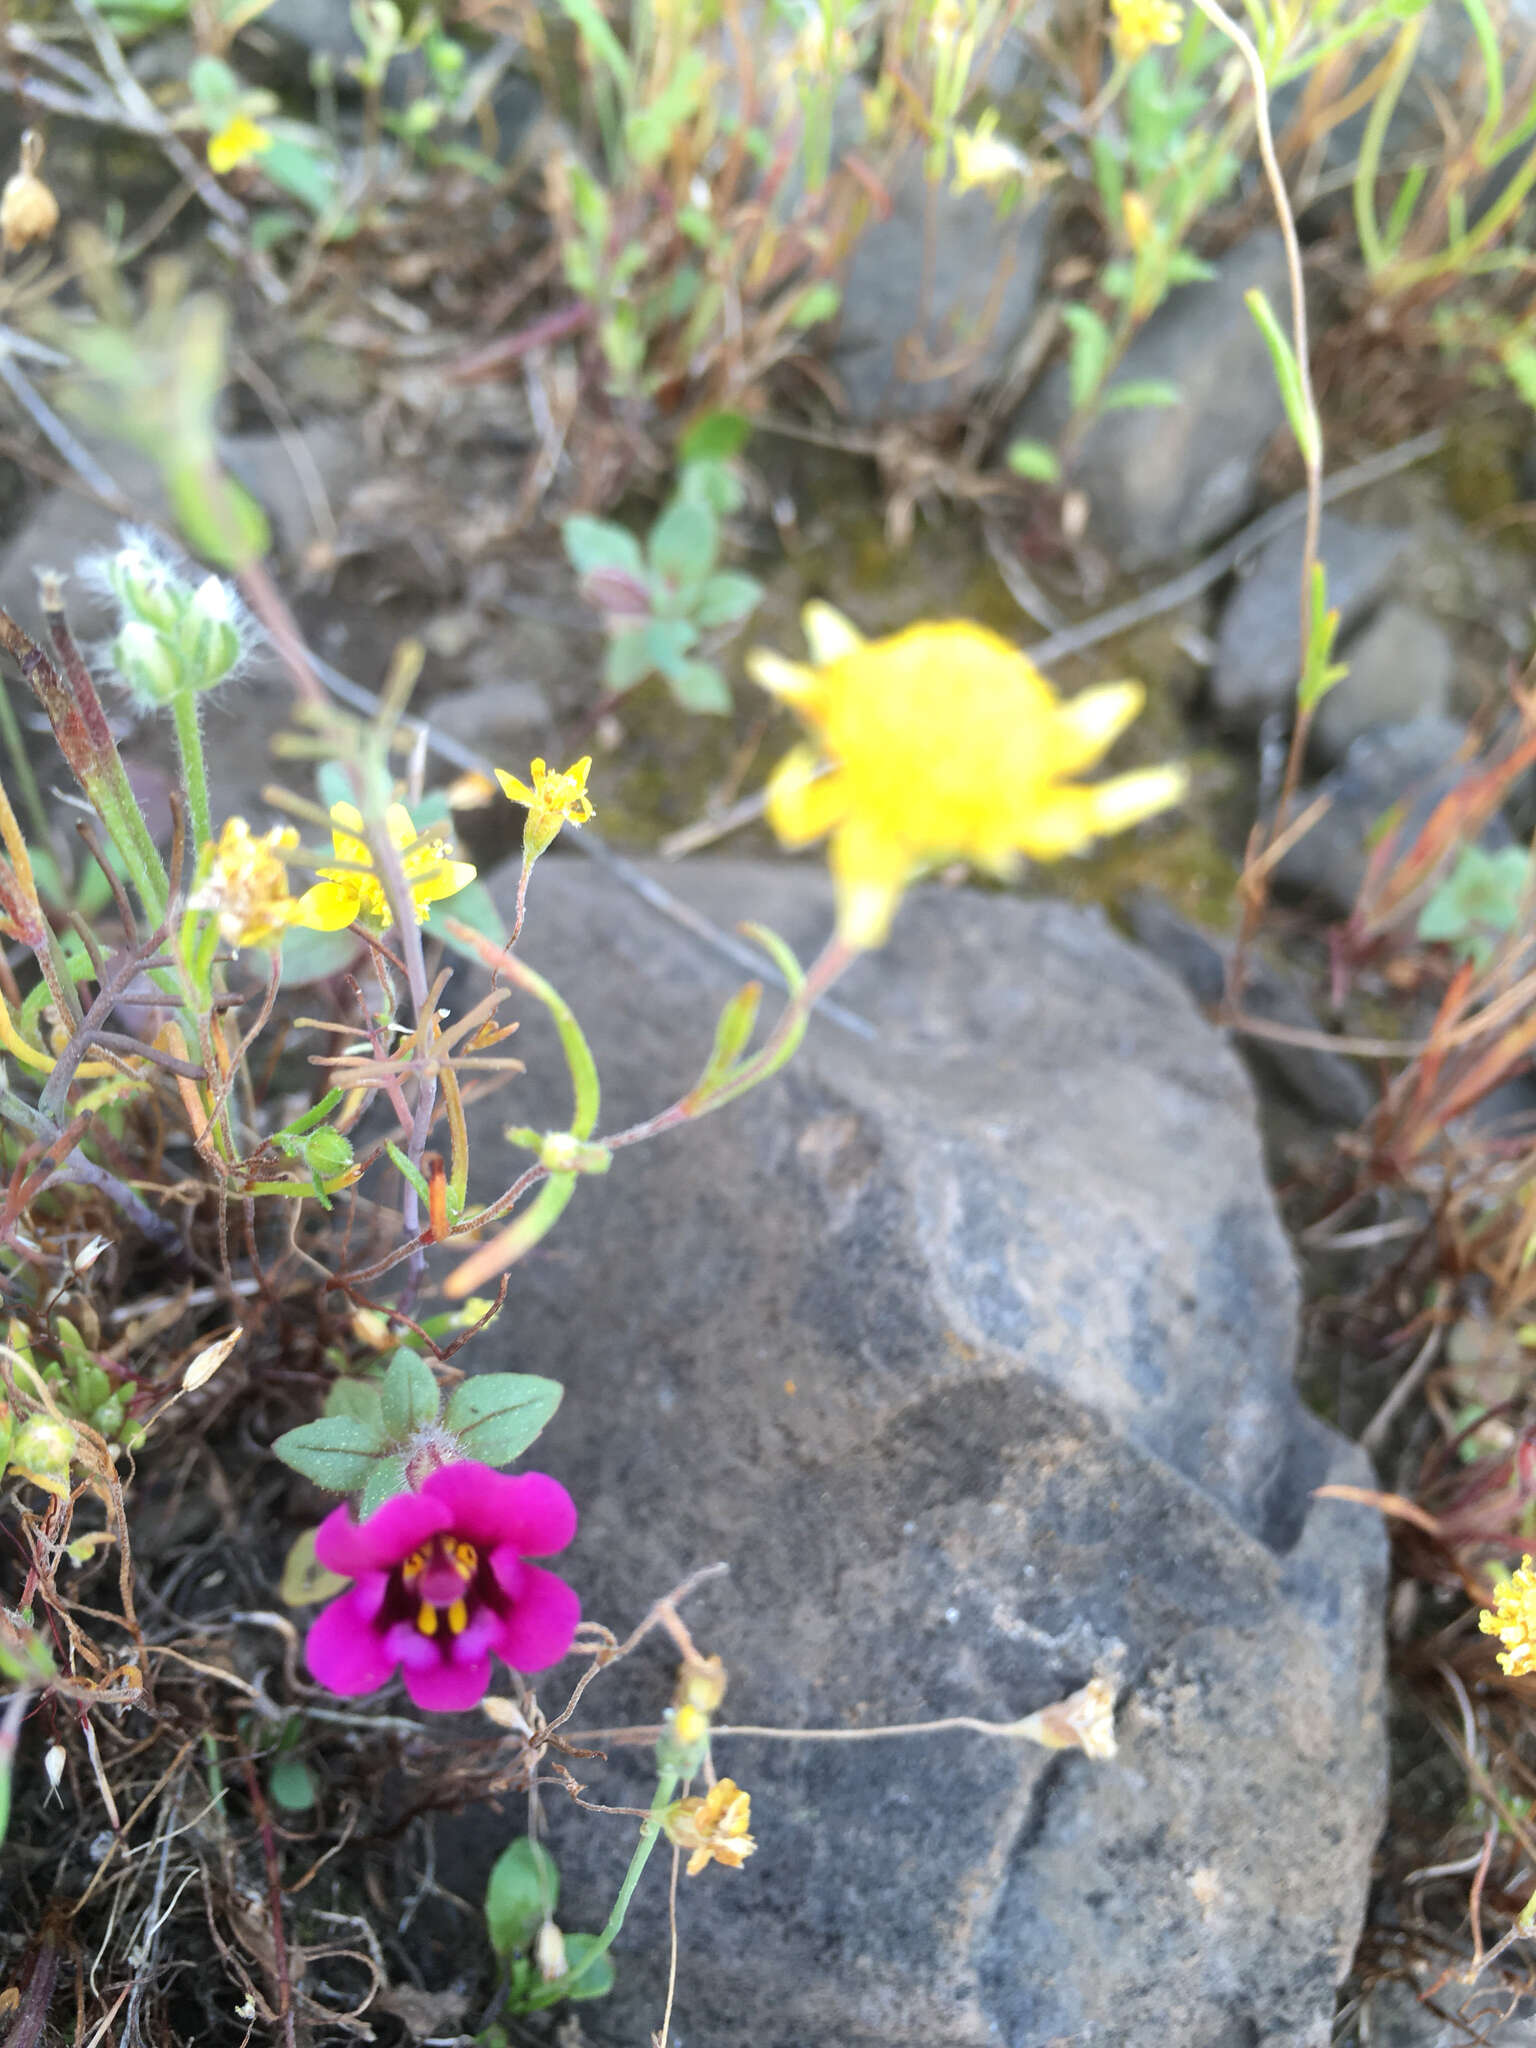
952,111 -> 1031,195
294,803 -> 475,933
747,604 -> 1186,949
664,1778 -> 756,1876
1121,190 -> 1155,252
1480,1555 -> 1536,1676
496,756 -> 595,860
192,817 -> 300,950
1110,0 -> 1183,59
207,113 -> 272,175
677,1654 -> 728,1716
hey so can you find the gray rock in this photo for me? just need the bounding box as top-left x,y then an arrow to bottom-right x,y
833,149 -> 1049,420
1012,231 -> 1291,571
445,857 -> 1386,2048
1212,514 -> 1409,729
1313,602 -> 1456,764
1276,714 -> 1500,917
1128,890 -> 1374,1125
418,675 -> 552,751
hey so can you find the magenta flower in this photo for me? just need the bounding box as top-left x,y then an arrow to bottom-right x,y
305,1462 -> 580,1712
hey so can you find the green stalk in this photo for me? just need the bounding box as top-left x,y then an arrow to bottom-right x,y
530,1768 -> 680,2007
0,679 -> 50,854
171,690 -> 212,856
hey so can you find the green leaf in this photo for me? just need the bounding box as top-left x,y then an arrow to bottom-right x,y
255,136 -> 341,217
427,877 -> 508,965
678,410 -> 752,463
279,1526 -> 351,1607
278,922 -> 360,988
1165,249 -> 1218,285
692,572 -> 762,629
269,1755 -> 318,1812
486,1838 -> 560,1959
692,980 -> 763,1097
649,498 -> 718,584
787,281 -> 840,329
1062,303 -> 1112,413
443,1374 -> 563,1466
271,1415 -> 396,1492
1006,438 -> 1062,483
605,626 -> 659,693
166,463 -> 271,573
563,515 -> 645,581
386,1140 -> 433,1208
666,658 -> 732,713
380,1348 -> 441,1440
322,1379 -> 385,1430
679,457 -> 745,516
1244,287 -> 1319,468
359,1453 -> 411,1516
553,0 -> 633,88
559,1933 -> 616,2000
1097,377 -> 1183,413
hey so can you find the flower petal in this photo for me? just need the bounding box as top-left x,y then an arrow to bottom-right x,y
415,858 -> 477,907
1079,764 -> 1187,835
829,816 -> 915,951
293,880 -> 360,932
495,1563 -> 581,1673
801,601 -> 864,665
306,1585 -> 399,1696
403,1650 -> 493,1712
745,649 -> 819,705
764,747 -> 847,848
423,1464 -> 578,1555
314,1492 -> 453,1576
495,769 -> 535,806
1052,682 -> 1145,775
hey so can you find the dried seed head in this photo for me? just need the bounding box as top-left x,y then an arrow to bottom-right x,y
1,134 -> 59,254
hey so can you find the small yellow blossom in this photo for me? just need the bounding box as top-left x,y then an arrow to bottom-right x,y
1,131 -> 58,254
207,113 -> 273,176
747,604 -> 1186,950
664,1777 -> 757,1876
1480,1555 -> 1536,1676
294,802 -> 475,933
1109,0 -> 1184,60
192,817 -> 300,950
952,111 -> 1032,196
1121,191 -> 1156,252
495,757 -> 596,861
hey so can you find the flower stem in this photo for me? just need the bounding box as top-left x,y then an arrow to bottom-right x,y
171,689 -> 212,855
533,1768 -> 680,2006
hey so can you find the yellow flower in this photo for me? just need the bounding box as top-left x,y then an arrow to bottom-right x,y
1121,190 -> 1156,252
207,113 -> 273,176
952,111 -> 1032,196
192,817 -> 300,950
294,802 -> 476,933
495,757 -> 596,861
1480,1555 -> 1536,1676
747,604 -> 1186,950
664,1778 -> 757,1876
1109,0 -> 1184,60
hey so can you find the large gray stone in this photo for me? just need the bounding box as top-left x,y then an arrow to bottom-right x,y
1313,601 -> 1456,764
446,856 -> 1386,2048
1011,231 -> 1292,572
1212,514 -> 1409,730
833,148 -> 1049,420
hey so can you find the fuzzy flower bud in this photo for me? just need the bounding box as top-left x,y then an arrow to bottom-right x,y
534,1920 -> 568,1982
112,620 -> 182,706
106,546 -> 184,634
177,576 -> 242,688
9,1414 -> 76,1497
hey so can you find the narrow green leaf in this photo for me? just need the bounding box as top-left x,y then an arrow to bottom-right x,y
1062,303 -> 1112,413
486,1838 -> 560,1958
386,1140 -> 432,1207
1006,438 -> 1062,484
379,1348 -> 440,1440
1243,287 -> 1319,468
787,281 -> 840,329
444,1373 -> 564,1466
553,0 -> 633,88
1097,377 -> 1183,413
498,957 -> 600,1137
693,980 -> 763,1097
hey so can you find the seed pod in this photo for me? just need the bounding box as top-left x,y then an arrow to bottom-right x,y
1,134 -> 59,254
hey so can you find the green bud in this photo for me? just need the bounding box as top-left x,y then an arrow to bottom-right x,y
303,1128 -> 354,1180
107,547 -> 186,635
90,1394 -> 127,1439
9,1414 -> 76,1496
112,620 -> 183,705
536,1131 -> 612,1175
177,576 -> 242,689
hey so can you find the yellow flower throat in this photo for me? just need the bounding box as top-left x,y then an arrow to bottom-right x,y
401,1539 -> 478,1638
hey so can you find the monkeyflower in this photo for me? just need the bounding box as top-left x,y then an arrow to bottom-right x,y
1480,1556 -> 1536,1677
663,1778 -> 756,1876
305,1462 -> 580,1712
495,757 -> 596,861
192,818 -> 300,950
207,113 -> 272,175
747,604 -> 1186,949
1109,0 -> 1184,60
294,802 -> 475,933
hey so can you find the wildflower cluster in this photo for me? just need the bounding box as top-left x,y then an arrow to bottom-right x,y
1480,1557 -> 1536,1677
